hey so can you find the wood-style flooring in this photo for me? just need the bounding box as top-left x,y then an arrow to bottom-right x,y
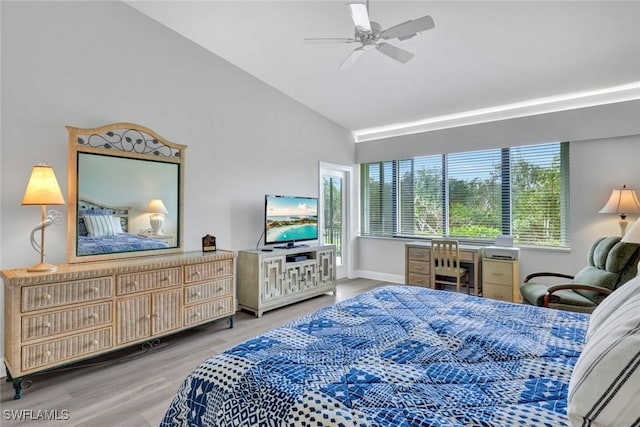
0,278 -> 387,426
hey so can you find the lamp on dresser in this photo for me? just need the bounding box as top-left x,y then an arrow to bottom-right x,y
21,163 -> 65,272
146,198 -> 168,235
598,185 -> 640,236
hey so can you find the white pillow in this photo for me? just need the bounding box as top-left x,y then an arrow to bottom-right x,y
567,280 -> 640,427
587,275 -> 640,342
83,215 -> 117,237
111,216 -> 124,234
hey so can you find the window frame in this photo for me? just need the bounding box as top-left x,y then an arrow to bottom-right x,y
360,142 -> 570,248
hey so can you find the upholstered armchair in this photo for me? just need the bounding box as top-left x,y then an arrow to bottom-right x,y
520,237 -> 640,313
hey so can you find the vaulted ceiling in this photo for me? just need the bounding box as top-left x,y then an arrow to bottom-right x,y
127,1 -> 640,141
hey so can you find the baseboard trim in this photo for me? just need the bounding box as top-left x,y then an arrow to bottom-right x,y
354,270 -> 404,284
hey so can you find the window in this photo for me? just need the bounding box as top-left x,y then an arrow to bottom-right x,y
361,142 -> 570,247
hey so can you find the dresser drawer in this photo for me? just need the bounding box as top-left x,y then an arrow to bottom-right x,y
483,283 -> 513,302
21,278 -> 112,312
184,296 -> 234,326
22,327 -> 112,372
482,260 -> 514,286
116,267 -> 182,295
184,277 -> 233,305
22,302 -> 112,342
407,247 -> 430,261
407,273 -> 430,287
184,259 -> 233,284
408,260 -> 430,275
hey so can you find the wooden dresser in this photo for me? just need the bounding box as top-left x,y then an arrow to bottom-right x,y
2,250 -> 235,399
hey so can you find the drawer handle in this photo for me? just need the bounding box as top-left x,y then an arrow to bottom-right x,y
131,280 -> 139,286
43,294 -> 52,301
162,276 -> 170,282
90,287 -> 99,293
194,312 -> 201,318
414,266 -> 423,270
90,313 -> 99,321
194,291 -> 202,297
193,271 -> 201,278
91,340 -> 99,346
43,322 -> 52,329
217,286 -> 225,292
217,267 -> 224,272
492,272 -> 504,276
152,313 -> 159,318
44,350 -> 52,358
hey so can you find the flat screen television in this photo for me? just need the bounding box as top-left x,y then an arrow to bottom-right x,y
265,194 -> 318,248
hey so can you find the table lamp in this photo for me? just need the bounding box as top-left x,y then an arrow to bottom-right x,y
598,185 -> 640,236
22,163 -> 65,272
146,199 -> 168,235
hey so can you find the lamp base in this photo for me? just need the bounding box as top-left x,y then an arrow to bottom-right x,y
149,214 -> 165,235
27,262 -> 58,273
619,218 -> 629,237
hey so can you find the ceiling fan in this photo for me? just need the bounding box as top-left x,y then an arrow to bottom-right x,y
304,1 -> 435,70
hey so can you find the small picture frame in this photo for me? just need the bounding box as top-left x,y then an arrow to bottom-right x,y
202,234 -> 217,252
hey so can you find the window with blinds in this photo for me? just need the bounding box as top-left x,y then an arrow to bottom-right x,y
360,142 -> 570,248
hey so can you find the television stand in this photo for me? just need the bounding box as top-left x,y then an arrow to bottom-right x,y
237,244 -> 336,317
274,242 -> 309,249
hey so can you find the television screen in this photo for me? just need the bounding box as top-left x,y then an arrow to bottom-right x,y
265,195 -> 318,248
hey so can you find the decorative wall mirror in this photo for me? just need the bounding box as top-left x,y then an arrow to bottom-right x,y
67,123 -> 186,263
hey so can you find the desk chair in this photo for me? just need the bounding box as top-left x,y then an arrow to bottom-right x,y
431,239 -> 470,293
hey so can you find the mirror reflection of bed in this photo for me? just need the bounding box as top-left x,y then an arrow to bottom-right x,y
76,197 -> 172,256
67,123 -> 185,263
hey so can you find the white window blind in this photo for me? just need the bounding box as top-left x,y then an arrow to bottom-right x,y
361,142 -> 570,248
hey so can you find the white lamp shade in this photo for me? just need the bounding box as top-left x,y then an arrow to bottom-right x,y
22,164 -> 65,205
598,186 -> 640,216
622,219 -> 640,245
146,199 -> 168,214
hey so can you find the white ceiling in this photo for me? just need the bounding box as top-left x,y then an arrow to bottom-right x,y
126,1 -> 640,140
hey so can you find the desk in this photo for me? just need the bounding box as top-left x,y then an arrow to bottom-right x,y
405,242 -> 482,296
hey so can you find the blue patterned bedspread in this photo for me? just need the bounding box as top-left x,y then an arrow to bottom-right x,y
161,285 -> 588,426
77,233 -> 168,255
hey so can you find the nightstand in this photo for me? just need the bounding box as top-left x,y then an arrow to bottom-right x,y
138,233 -> 176,246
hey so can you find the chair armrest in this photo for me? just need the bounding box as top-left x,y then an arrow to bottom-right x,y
524,272 -> 575,283
542,283 -> 612,307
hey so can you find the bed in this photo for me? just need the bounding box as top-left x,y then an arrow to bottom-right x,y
161,285 -> 595,426
76,198 -> 169,256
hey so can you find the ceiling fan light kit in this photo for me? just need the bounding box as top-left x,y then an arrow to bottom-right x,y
304,1 -> 435,70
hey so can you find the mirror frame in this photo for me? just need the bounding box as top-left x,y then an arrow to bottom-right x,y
67,122 -> 186,264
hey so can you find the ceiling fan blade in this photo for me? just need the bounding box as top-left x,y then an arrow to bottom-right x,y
349,3 -> 371,33
376,42 -> 414,63
339,47 -> 365,70
381,15 -> 435,41
303,37 -> 357,44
